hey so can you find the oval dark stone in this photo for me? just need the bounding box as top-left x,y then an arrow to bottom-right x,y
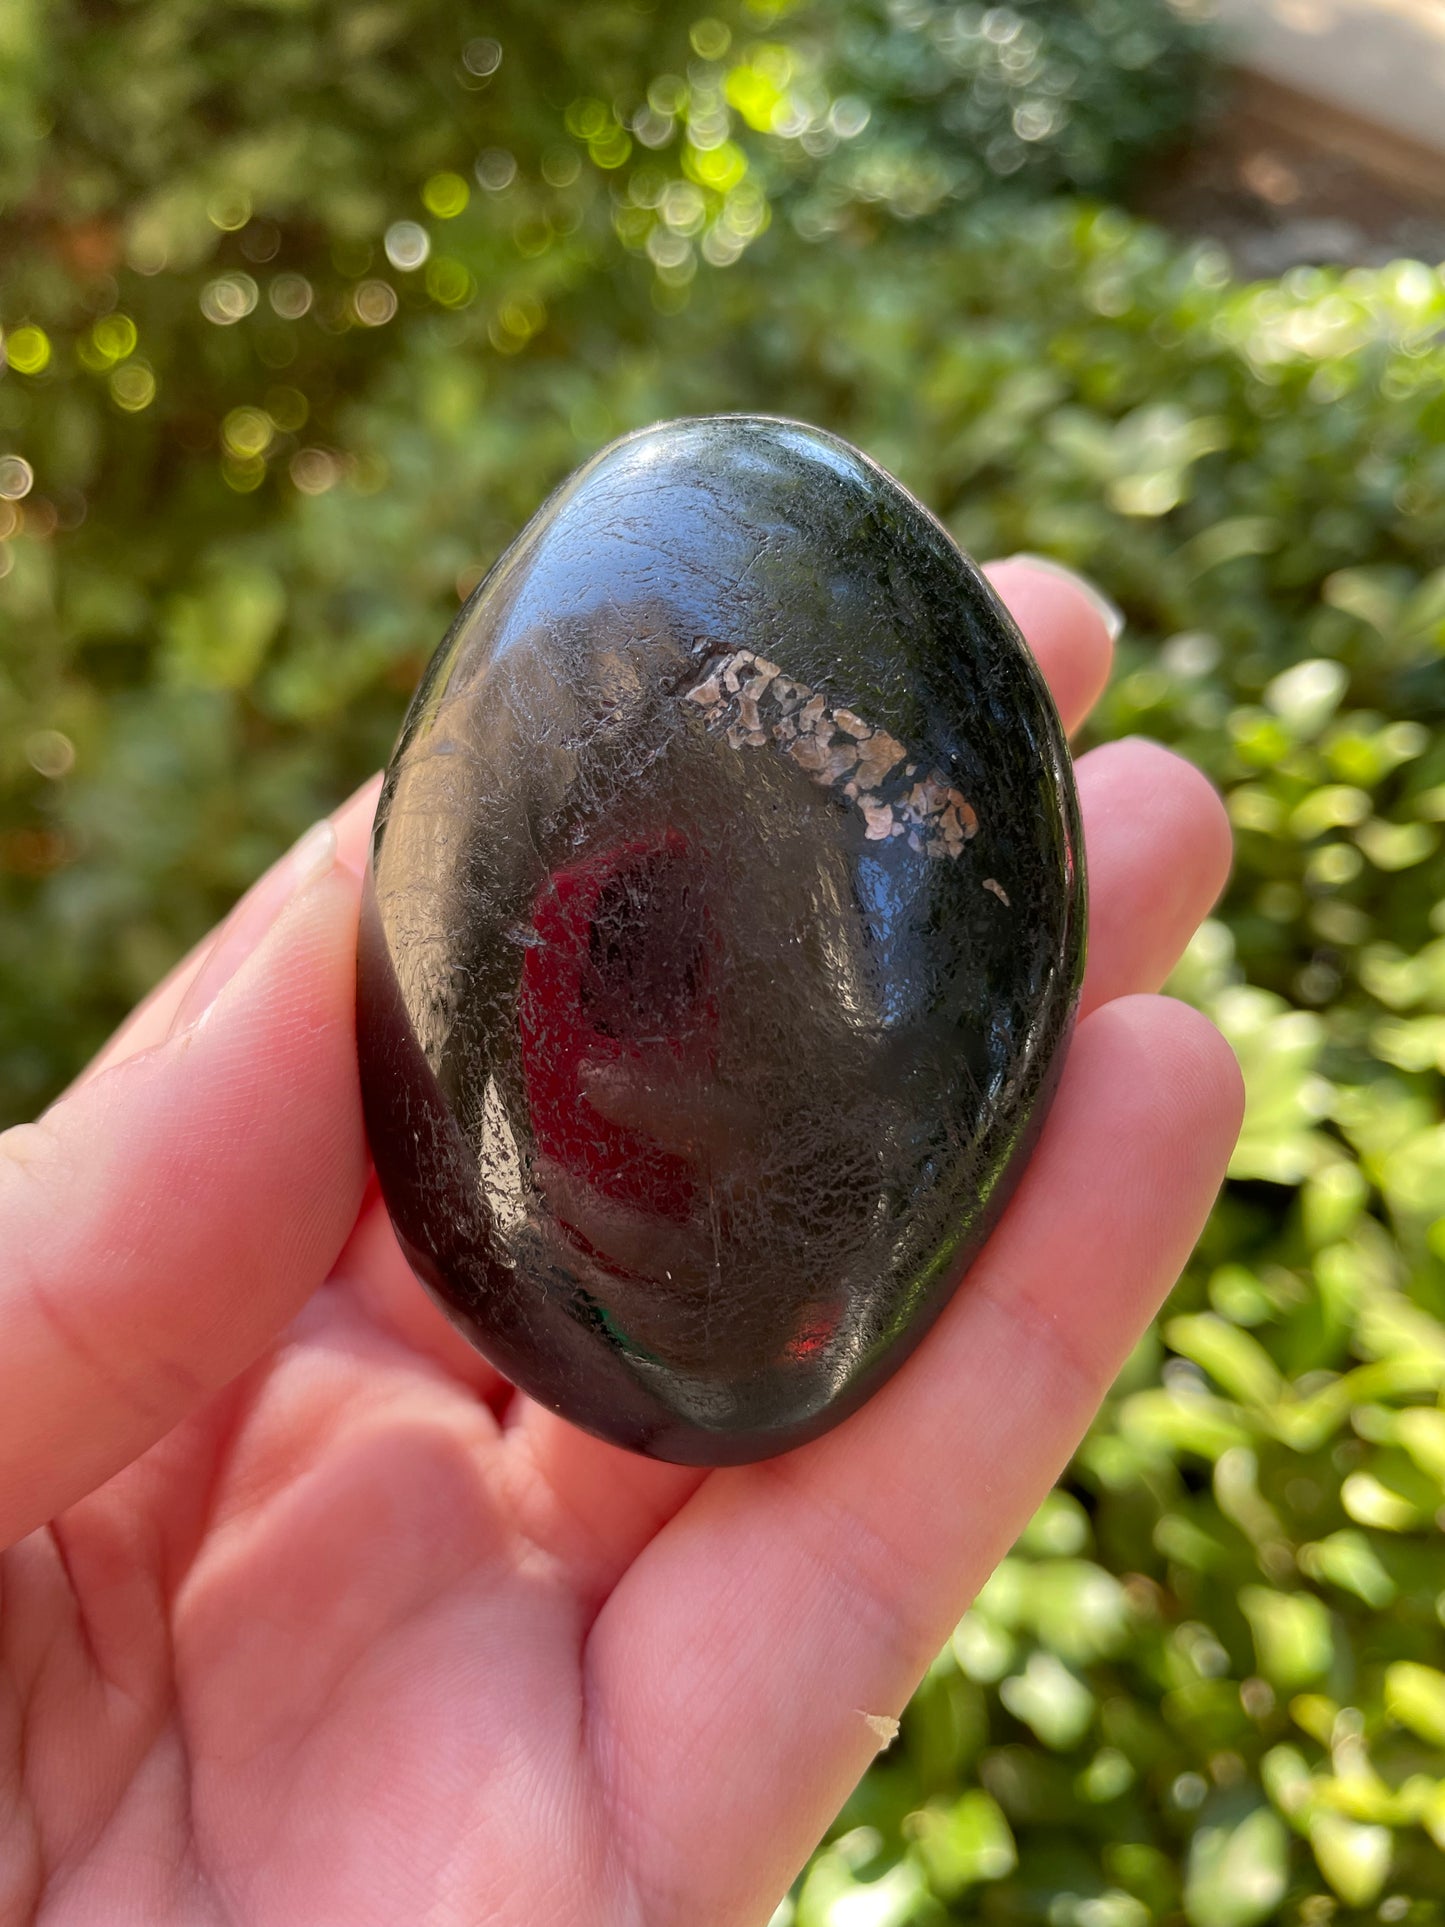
357,416 -> 1086,1464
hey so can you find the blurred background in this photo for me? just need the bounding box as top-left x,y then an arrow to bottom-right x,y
2,0 -> 1444,1919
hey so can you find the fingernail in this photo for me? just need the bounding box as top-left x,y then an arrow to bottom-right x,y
169,820 -> 339,1038
1003,554 -> 1125,643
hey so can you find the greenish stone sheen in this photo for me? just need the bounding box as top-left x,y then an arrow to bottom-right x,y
357,416 -> 1086,1463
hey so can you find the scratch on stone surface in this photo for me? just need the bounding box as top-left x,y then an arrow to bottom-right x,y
684,648 -> 979,861
732,535 -> 772,596
983,877 -> 1011,906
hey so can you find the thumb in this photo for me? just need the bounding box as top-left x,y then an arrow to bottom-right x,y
0,824 -> 368,1550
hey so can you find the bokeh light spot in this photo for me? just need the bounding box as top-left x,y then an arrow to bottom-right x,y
93,314 -> 138,362
222,454 -> 267,493
423,172 -> 471,219
207,189 -> 252,231
462,36 -> 502,76
566,98 -> 609,141
541,147 -> 582,188
291,448 -> 341,495
4,327 -> 51,375
264,386 -> 308,433
0,456 -> 35,500
26,729 -> 75,779
201,275 -> 259,325
384,221 -> 431,270
426,257 -> 476,307
353,279 -> 399,325
269,274 -> 313,320
110,362 -> 157,411
488,292 -> 545,352
689,17 -> 731,59
222,407 -> 273,459
475,149 -> 517,191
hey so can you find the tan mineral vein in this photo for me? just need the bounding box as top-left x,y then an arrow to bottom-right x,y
684,648 -> 981,862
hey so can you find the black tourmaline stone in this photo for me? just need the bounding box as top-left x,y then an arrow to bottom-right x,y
357,416 -> 1085,1464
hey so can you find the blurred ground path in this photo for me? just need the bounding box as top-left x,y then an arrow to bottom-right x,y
1214,0 -> 1445,163
1142,0 -> 1445,272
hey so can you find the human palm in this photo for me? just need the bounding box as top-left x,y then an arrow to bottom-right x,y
0,559 -> 1242,1927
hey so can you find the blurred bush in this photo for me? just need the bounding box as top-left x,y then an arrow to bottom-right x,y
0,0 -> 1214,1111
4,1 -> 1445,1921
755,221 -> 1445,1925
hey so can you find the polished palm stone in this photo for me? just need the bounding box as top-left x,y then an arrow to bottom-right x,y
357,415 -> 1085,1464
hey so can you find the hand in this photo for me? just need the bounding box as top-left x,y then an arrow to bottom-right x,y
0,560 -> 1242,1927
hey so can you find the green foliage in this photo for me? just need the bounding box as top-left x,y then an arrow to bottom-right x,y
4,2 -> 1445,1922
762,228 -> 1445,1922
0,0 -> 1215,1111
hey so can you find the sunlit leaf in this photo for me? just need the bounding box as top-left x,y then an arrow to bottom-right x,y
1308,1813 -> 1391,1908
999,1651 -> 1095,1750
907,1791 -> 1016,1896
1385,1663 -> 1445,1747
1238,1587 -> 1334,1693
1183,1806 -> 1290,1927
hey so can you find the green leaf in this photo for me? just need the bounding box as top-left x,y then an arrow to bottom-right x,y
1180,516 -> 1280,579
1154,1513 -> 1232,1572
1398,565 -> 1445,651
1353,1294 -> 1445,1374
949,1611 -> 1014,1684
1340,1471 -> 1425,1532
1028,1561 -> 1132,1664
1290,1695 -> 1341,1747
1214,989 -> 1331,1185
1119,1387 -> 1251,1460
999,1651 -> 1095,1751
1396,1406 -> 1445,1486
1385,1662 -> 1445,1747
1322,566 -> 1405,636
1165,1313 -> 1283,1407
1261,1745 -> 1317,1829
1355,818 -> 1440,872
161,563 -> 286,690
1264,657 -> 1347,736
1184,1806 -> 1290,1927
796,1835 -> 935,1927
1238,1588 -> 1334,1692
1297,1531 -> 1396,1608
1017,1489 -> 1091,1557
1308,1814 -> 1392,1908
1300,1159 -> 1369,1249
908,1791 -> 1016,1897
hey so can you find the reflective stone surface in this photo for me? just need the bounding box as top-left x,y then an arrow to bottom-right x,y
357,416 -> 1085,1463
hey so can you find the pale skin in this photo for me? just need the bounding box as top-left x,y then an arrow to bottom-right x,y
0,559 -> 1244,1927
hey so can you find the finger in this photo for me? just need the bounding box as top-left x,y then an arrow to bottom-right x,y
0,836 -> 368,1550
334,1187 -> 513,1409
499,1409 -> 706,1606
983,555 -> 1119,736
1075,737 -> 1233,1017
498,741 -> 1228,1590
586,994 -> 1243,1926
81,773 -> 383,1084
